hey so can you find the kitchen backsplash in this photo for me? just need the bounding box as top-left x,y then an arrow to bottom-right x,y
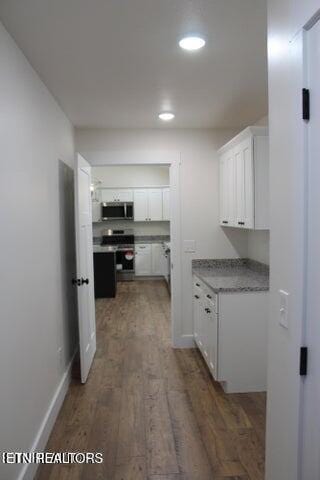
92,220 -> 170,238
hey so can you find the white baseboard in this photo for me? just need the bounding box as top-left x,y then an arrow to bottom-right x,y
18,352 -> 76,480
172,334 -> 195,348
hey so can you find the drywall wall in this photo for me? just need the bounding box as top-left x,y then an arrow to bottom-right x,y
247,230 -> 269,264
92,164 -> 169,187
76,128 -> 249,337
0,22 -> 76,480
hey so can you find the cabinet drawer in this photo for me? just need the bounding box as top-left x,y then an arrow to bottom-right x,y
135,244 -> 151,253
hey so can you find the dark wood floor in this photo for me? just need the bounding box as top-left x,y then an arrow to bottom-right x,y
36,280 -> 266,480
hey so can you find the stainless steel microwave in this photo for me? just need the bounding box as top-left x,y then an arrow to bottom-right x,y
101,202 -> 134,220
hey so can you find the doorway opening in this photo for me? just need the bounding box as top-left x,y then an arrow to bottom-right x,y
83,150 -> 182,354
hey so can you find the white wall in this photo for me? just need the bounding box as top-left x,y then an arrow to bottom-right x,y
76,128 -> 250,338
92,164 -> 169,187
0,22 -> 76,480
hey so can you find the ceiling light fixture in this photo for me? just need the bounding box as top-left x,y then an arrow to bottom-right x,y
179,36 -> 206,51
158,112 -> 175,121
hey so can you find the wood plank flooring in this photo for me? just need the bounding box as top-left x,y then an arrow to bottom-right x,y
36,280 -> 266,480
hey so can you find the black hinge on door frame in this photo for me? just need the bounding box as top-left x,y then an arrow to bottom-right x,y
302,88 -> 310,121
300,347 -> 308,376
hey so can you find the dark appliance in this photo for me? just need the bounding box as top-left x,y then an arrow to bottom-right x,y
101,229 -> 135,280
93,251 -> 117,298
101,202 -> 134,220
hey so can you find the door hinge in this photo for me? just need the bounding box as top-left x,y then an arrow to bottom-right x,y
300,346 -> 308,376
302,88 -> 310,121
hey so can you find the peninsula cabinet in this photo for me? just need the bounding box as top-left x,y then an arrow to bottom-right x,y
219,126 -> 269,230
193,275 -> 268,393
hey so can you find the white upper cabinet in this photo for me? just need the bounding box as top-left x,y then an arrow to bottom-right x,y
101,189 -> 133,202
219,150 -> 235,227
162,188 -> 170,221
134,188 -> 164,221
219,126 -> 269,230
148,189 -> 163,221
133,190 -> 149,221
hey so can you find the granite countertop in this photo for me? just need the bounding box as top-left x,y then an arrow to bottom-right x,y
93,245 -> 117,253
192,259 -> 269,293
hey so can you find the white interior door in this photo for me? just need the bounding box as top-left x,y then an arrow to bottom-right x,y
301,21 -> 320,480
74,153 -> 96,383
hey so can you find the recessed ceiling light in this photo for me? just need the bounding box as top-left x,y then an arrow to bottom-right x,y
179,36 -> 206,51
158,112 -> 175,121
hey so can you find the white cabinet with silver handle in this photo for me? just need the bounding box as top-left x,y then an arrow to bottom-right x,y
192,275 -> 268,393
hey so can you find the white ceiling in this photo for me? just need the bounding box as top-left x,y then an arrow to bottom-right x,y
0,0 -> 268,128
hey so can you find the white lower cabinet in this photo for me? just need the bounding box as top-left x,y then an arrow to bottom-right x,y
151,243 -> 163,275
193,275 -> 268,393
135,244 -> 152,275
135,243 -> 164,276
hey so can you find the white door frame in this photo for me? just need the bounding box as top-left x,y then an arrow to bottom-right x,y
80,150 -> 184,348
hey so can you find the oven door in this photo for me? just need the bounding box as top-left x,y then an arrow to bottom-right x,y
102,203 -> 125,220
116,248 -> 135,273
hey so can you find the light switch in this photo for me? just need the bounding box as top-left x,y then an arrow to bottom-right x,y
184,240 -> 196,253
279,290 -> 290,329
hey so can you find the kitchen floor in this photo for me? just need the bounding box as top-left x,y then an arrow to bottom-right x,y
36,280 -> 266,480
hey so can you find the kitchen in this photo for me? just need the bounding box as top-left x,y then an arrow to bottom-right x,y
91,165 -> 171,298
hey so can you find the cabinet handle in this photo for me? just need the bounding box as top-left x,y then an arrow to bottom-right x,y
196,283 -> 200,287
205,308 -> 211,314
194,295 -> 199,299
222,220 -> 228,224
206,294 -> 212,299
238,221 -> 245,225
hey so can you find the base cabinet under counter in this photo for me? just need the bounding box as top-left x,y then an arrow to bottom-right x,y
193,275 -> 268,393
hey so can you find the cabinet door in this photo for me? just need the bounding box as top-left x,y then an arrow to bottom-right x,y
235,138 -> 254,229
92,202 -> 101,222
162,188 -> 170,221
219,150 -> 235,226
135,244 -> 152,275
117,189 -> 133,202
148,189 -> 163,221
133,190 -> 149,221
101,189 -> 118,202
193,281 -> 202,348
206,300 -> 218,379
151,244 -> 163,275
219,154 -> 228,225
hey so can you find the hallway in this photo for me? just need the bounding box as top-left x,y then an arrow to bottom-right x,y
37,280 -> 266,480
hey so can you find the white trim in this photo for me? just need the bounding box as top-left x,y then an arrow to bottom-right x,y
217,126 -> 268,155
83,150 -> 183,348
18,353 -> 76,480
